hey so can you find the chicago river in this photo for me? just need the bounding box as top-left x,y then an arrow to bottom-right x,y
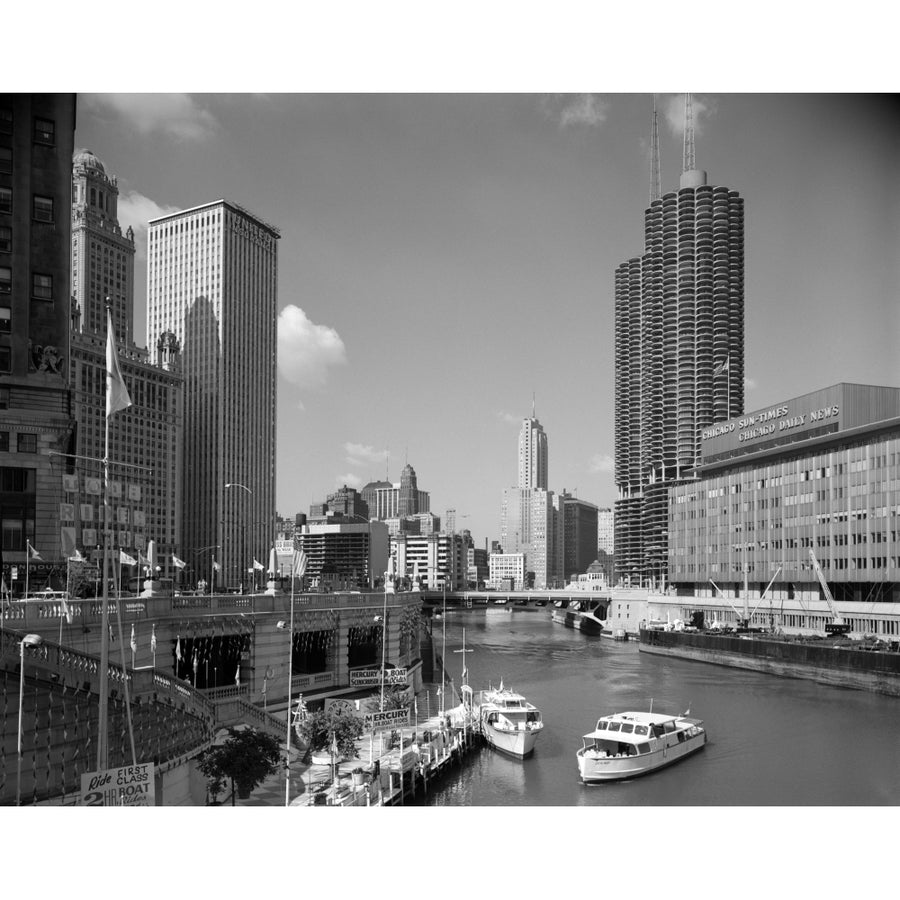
424,609 -> 900,806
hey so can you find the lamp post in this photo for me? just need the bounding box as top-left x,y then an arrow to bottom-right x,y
193,544 -> 219,593
225,483 -> 252,593
17,632 -> 43,806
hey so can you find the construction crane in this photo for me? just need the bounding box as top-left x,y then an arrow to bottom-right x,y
710,566 -> 781,632
807,549 -> 851,635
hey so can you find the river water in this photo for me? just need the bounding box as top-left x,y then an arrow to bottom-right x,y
423,608 -> 900,806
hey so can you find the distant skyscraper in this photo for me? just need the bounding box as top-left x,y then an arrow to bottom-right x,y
70,150 -> 183,575
0,94 -> 76,586
614,95 -> 744,586
518,414 -> 548,490
361,467 -> 430,522
501,412 -> 554,588
147,200 -> 279,589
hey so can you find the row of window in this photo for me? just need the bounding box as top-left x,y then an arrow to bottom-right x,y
0,188 -> 55,222
0,267 -> 55,299
0,432 -> 37,453
0,109 -> 55,144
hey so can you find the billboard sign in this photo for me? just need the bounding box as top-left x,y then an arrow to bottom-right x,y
81,763 -> 155,806
350,667 -> 407,687
363,708 -> 411,732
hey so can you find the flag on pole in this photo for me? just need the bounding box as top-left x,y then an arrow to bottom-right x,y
138,551 -> 150,566
293,548 -> 309,578
212,559 -> 221,572
331,731 -> 339,759
192,650 -> 198,674
172,555 -> 187,570
130,624 -> 137,654
106,309 -> 132,417
27,541 -> 42,561
68,548 -> 86,563
176,634 -> 183,662
120,550 -> 137,566
150,624 -> 157,654
60,594 -> 73,624
234,666 -> 241,687
714,355 -> 730,377
252,559 -> 264,571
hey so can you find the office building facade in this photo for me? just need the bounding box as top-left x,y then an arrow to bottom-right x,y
69,149 -> 183,575
615,98 -> 744,587
668,383 -> 900,634
0,94 -> 76,588
147,200 -> 279,589
298,519 -> 389,590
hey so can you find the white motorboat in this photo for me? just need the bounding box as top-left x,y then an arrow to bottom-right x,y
577,709 -> 706,782
474,685 -> 544,758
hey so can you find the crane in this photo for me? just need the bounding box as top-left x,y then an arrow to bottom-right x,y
807,549 -> 851,635
710,566 -> 781,632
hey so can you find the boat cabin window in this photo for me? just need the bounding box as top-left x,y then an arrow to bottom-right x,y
597,721 -> 608,730
637,742 -> 651,755
607,722 -> 621,732
663,721 -> 676,734
620,723 -> 634,734
634,725 -> 649,736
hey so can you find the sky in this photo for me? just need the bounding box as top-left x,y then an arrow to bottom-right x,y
66,93 -> 899,545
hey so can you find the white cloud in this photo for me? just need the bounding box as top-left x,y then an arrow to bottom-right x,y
498,411 -> 521,425
558,94 -> 609,128
117,190 -> 179,261
81,93 -> 217,141
744,377 -> 757,391
335,473 -> 363,489
344,442 -> 388,467
588,453 -> 614,474
662,93 -> 715,138
277,305 -> 347,390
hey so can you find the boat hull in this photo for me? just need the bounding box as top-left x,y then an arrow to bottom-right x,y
483,723 -> 542,758
577,732 -> 706,782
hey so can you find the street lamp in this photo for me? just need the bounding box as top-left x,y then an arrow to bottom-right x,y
192,544 -> 220,593
225,483 -> 253,593
17,632 -> 43,806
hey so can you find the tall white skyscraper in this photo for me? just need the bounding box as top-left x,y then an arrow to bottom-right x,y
501,412 -> 554,588
517,416 -> 548,490
147,200 -> 279,589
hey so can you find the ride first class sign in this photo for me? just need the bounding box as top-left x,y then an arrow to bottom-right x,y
81,763 -> 155,806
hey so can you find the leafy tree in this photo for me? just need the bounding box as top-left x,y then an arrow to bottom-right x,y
297,709 -> 363,758
198,727 -> 283,805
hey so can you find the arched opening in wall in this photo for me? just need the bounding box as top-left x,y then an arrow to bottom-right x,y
348,625 -> 380,669
291,629 -> 331,675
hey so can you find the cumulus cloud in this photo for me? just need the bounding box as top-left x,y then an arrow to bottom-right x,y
277,305 -> 347,390
589,453 -> 614,474
81,93 -> 217,141
117,190 -> 179,260
498,411 -> 521,425
541,94 -> 609,128
744,377 -> 757,391
335,473 -> 363,489
344,443 -> 388,467
662,93 -> 715,138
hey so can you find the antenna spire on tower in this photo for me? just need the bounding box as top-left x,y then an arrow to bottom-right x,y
532,392 -> 535,419
682,92 -> 696,173
650,94 -> 661,203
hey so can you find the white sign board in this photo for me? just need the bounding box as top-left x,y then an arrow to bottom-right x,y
350,667 -> 408,687
364,708 -> 411,732
81,763 -> 155,806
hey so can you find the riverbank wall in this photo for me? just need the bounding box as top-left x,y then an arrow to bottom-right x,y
638,629 -> 900,697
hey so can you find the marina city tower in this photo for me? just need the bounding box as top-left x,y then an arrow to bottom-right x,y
147,201 -> 279,590
614,96 -> 745,587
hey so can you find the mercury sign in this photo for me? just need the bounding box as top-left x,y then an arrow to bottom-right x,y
364,708 -> 411,731
81,763 -> 155,806
350,667 -> 408,687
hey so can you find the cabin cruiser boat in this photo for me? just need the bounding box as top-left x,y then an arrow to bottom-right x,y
577,710 -> 706,782
474,685 -> 544,758
552,597 -> 606,634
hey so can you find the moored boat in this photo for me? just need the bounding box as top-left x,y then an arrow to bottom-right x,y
474,685 -> 544,758
576,709 -> 706,783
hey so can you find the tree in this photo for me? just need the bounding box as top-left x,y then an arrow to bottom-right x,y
198,727 -> 283,805
297,709 -> 364,759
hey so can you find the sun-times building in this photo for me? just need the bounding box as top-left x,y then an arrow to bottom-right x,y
667,383 -> 900,637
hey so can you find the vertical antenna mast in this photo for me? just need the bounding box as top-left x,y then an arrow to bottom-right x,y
683,92 -> 695,173
650,94 -> 661,203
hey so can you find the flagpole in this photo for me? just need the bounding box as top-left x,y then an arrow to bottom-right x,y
98,372 -> 111,772
284,567 -> 295,807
